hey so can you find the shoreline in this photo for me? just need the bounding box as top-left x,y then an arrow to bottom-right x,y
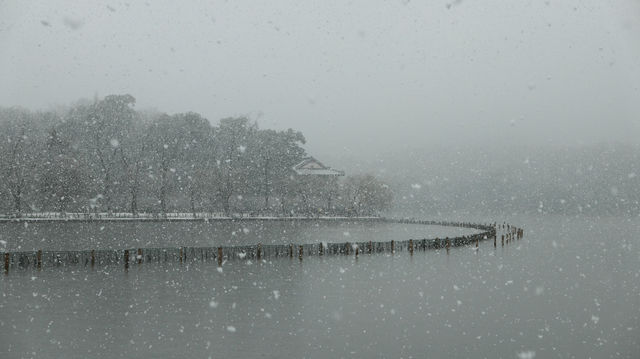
0,213 -> 382,223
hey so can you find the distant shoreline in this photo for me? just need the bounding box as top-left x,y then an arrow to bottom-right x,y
0,212 -> 382,223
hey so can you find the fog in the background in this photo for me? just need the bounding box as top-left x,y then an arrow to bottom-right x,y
2,0 -> 639,155
1,0 -> 640,216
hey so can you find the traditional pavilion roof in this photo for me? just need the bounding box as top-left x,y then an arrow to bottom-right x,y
292,157 -> 345,176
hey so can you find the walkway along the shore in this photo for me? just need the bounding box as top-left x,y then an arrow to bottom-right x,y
2,218 -> 524,274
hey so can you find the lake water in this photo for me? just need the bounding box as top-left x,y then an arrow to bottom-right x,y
0,219 -> 479,251
1,215 -> 638,358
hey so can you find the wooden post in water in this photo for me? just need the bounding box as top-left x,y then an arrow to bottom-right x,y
137,248 -> 143,264
179,247 -> 183,263
409,239 -> 414,255
4,253 -> 9,274
319,242 -> 324,256
391,240 -> 395,253
37,250 -> 42,270
355,245 -> 359,257
369,241 -> 372,254
299,245 -> 303,260
446,237 -> 450,253
494,235 -> 497,248
90,250 -> 95,267
217,247 -> 223,266
476,237 -> 479,248
124,250 -> 130,270
501,235 -> 504,246
289,244 -> 293,258
257,243 -> 262,261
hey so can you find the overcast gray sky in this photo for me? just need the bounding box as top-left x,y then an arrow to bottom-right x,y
1,0 -> 639,158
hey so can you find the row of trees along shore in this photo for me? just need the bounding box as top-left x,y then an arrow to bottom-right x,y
0,94 -> 393,217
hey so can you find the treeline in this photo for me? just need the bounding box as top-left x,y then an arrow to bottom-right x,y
0,94 -> 392,217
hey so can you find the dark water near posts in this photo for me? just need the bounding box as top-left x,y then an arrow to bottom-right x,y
1,216 -> 638,358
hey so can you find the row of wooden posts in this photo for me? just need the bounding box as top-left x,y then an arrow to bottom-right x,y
494,225 -> 524,247
2,220 -> 523,274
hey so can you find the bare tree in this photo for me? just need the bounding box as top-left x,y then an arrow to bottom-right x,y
146,113 -> 181,215
252,129 -> 306,212
342,174 -> 393,216
4,128 -> 30,215
120,141 -> 146,216
175,112 -> 215,217
0,109 -> 44,216
40,128 -> 84,212
81,94 -> 136,212
214,117 -> 257,215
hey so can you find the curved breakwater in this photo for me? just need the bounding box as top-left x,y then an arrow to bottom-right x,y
1,219 -> 524,273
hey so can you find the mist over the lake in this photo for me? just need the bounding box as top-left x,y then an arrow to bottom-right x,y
1,0 -> 639,155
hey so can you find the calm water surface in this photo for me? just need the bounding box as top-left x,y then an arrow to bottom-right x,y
0,215 -> 638,358
0,220 -> 478,251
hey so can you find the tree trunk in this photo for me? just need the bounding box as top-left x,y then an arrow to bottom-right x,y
12,190 -> 21,216
190,188 -> 196,218
263,159 -> 270,210
221,174 -> 233,216
159,148 -> 168,216
104,172 -> 112,212
160,191 -> 166,215
120,145 -> 144,218
222,194 -> 231,216
130,189 -> 138,216
96,141 -> 117,213
58,195 -> 66,213
9,137 -> 25,216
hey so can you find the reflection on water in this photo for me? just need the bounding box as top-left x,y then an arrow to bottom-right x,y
1,216 -> 638,358
0,220 -> 478,251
